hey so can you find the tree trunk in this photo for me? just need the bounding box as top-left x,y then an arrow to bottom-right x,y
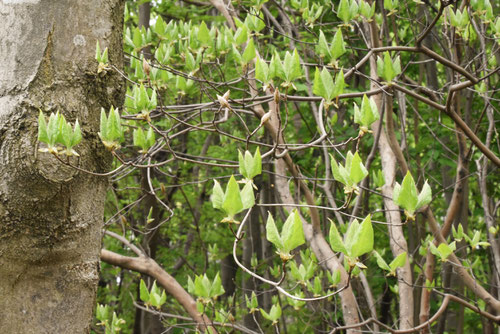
0,1 -> 124,333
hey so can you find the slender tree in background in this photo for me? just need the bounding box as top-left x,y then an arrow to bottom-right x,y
0,1 -> 123,333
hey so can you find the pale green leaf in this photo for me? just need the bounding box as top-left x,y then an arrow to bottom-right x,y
349,151 -> 368,184
416,181 -> 432,210
389,252 -> 407,271
222,176 -> 244,218
373,251 -> 391,271
281,210 -> 305,253
38,111 -> 49,144
328,219 -> 348,254
330,29 -> 346,60
242,38 -> 256,64
198,21 -> 211,47
266,213 -> 284,250
139,279 -> 150,303
349,214 -> 374,257
316,30 -> 331,59
240,181 -> 255,210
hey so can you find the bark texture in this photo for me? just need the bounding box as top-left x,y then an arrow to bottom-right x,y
0,1 -> 124,333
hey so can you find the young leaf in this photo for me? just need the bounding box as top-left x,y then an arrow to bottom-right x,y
38,110 -> 49,144
139,279 -> 150,303
242,38 -> 256,64
240,181 -> 255,210
270,52 -> 285,80
234,25 -> 248,45
198,21 -> 211,47
255,57 -> 270,87
222,175 -> 244,220
330,29 -> 346,60
133,127 -> 146,151
316,30 -> 331,59
373,251 -> 391,272
393,171 -> 419,217
348,151 -> 368,185
313,67 -> 327,100
261,304 -> 281,324
354,95 -> 379,132
328,219 -> 348,254
266,213 -> 284,250
281,210 -> 305,254
210,273 -> 225,298
333,69 -> 346,98
416,181 -> 432,209
347,214 -> 374,258
389,252 -> 407,272
337,0 -> 351,23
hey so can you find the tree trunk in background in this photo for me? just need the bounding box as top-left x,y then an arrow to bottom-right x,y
0,1 -> 124,333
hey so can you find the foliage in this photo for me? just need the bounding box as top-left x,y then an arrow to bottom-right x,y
34,0 -> 500,332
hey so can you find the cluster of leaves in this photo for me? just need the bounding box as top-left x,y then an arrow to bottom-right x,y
139,280 -> 167,309
95,304 -> 126,334
88,0 -> 500,332
38,111 -> 82,156
187,273 -> 224,312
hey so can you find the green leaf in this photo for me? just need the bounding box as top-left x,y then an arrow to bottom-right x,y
212,181 -> 225,210
231,45 -> 242,65
349,151 -> 368,184
330,29 -> 346,60
328,219 -> 348,254
139,279 -> 150,303
238,150 -> 248,178
133,128 -> 146,150
354,95 -> 379,129
211,273 -> 225,298
316,30 -> 331,59
416,181 -> 432,210
250,147 -> 262,179
270,52 -> 285,80
347,214 -> 374,257
313,67 -> 326,99
185,51 -> 196,72
373,251 -> 391,271
199,275 -> 211,298
198,21 -> 211,47
246,292 -> 258,311
96,304 -> 109,322
266,213 -> 284,250
333,69 -> 346,98
38,111 -> 49,144
321,68 -> 335,101
240,181 -> 255,210
290,49 -> 302,81
242,38 -> 256,64
437,242 -> 455,261
389,252 -> 407,272
337,0 -> 351,23
234,25 -> 248,45
329,153 -> 350,186
109,107 -> 123,142
145,127 -> 155,148
261,304 -> 281,322
222,176 -> 244,218
70,120 -> 82,147
255,57 -> 270,86
281,210 -> 305,253
393,171 -> 418,216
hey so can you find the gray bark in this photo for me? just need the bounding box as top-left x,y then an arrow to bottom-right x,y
0,1 -> 124,333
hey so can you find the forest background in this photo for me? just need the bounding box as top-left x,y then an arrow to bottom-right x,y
35,0 -> 500,333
